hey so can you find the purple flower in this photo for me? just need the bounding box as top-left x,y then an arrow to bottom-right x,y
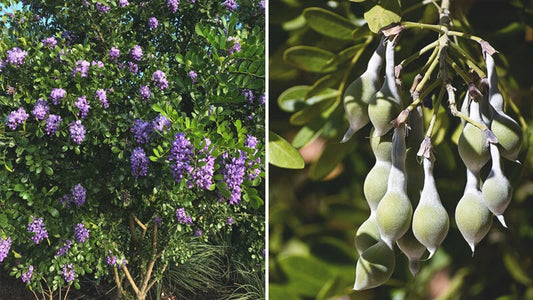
50,88 -> 66,105
75,96 -> 90,118
6,107 -> 29,130
223,0 -> 237,11
91,60 -> 104,68
259,0 -> 265,14
128,62 -> 138,74
247,157 -> 261,181
130,45 -> 143,61
42,37 -> 57,48
73,60 -> 90,77
0,237 -> 11,262
21,265 -> 33,284
0,60 -> 5,72
219,151 -> 246,205
56,240 -> 72,257
168,133 -> 194,183
45,114 -> 62,135
227,37 -> 241,55
109,47 -> 120,61
131,119 -> 152,144
191,139 -> 215,190
152,114 -> 171,133
226,217 -> 234,225
59,194 -> 72,207
106,251 -> 117,266
167,0 -> 179,12
32,99 -> 49,120
74,223 -> 89,243
242,89 -> 254,104
96,2 -> 111,13
95,89 -> 108,108
259,94 -> 265,105
131,147 -> 148,178
119,0 -> 129,7
27,216 -> 48,244
245,135 -> 258,149
62,264 -> 75,283
69,120 -> 86,144
148,17 -> 158,29
153,216 -> 162,224
6,47 -> 28,66
152,70 -> 168,90
189,70 -> 197,84
175,208 -> 192,225
194,228 -> 202,236
61,30 -> 76,44
71,184 -> 86,207
6,86 -> 16,96
139,85 -> 150,101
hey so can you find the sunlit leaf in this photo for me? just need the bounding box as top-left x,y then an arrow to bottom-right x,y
269,131 -> 305,169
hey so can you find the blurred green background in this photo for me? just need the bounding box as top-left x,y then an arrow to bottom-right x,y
269,0 -> 533,299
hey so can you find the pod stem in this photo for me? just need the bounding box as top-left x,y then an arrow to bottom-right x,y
446,84 -> 494,135
398,40 -> 439,70
449,41 -> 486,78
425,85 -> 446,138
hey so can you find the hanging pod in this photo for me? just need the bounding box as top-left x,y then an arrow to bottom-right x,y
397,228 -> 426,276
458,99 -> 490,173
342,38 -> 386,142
354,212 -> 381,255
485,53 -> 522,161
481,143 -> 512,227
412,156 -> 449,259
405,106 -> 424,203
455,169 -> 493,254
368,38 -> 401,137
364,130 -> 393,211
353,240 -> 395,290
376,126 -> 413,249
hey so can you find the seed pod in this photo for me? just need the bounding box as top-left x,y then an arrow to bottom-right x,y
397,228 -> 426,276
364,130 -> 393,211
406,106 -> 424,203
485,53 -> 522,161
354,213 -> 381,255
412,156 -> 449,259
354,240 -> 395,290
376,126 -> 413,248
458,99 -> 489,173
481,143 -> 512,227
455,170 -> 493,254
368,39 -> 401,137
342,39 -> 386,142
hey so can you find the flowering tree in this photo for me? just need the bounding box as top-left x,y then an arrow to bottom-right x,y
0,0 -> 265,299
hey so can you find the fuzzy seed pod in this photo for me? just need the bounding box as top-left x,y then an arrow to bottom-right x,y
458,99 -> 490,173
364,130 -> 393,211
412,157 -> 449,259
342,39 -> 386,142
368,39 -> 401,137
376,126 -> 413,248
481,143 -> 512,227
397,228 -> 426,276
354,212 -> 381,255
455,170 -> 493,254
353,240 -> 395,290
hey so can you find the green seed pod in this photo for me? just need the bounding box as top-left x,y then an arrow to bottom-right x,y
342,40 -> 386,143
364,130 -> 393,211
458,100 -> 489,173
354,240 -> 395,290
368,39 -> 401,137
412,157 -> 449,259
376,126 -> 413,248
455,170 -> 493,254
354,213 -> 381,255
397,228 -> 426,276
481,144 -> 512,227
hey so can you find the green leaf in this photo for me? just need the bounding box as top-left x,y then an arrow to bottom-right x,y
303,8 -> 357,41
278,255 -> 334,297
269,131 -> 305,169
305,74 -> 341,100
364,1 -> 402,33
292,122 -> 325,149
290,98 -> 338,126
325,44 -> 366,69
269,285 -> 302,300
309,139 -> 356,180
283,46 -> 337,73
44,166 -> 54,176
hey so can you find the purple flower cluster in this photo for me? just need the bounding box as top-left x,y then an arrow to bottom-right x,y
61,30 -> 77,44
227,37 -> 241,55
191,139 -> 215,190
139,85 -> 150,101
189,70 -> 197,84
148,17 -> 158,29
219,151 -> 246,205
153,216 -> 162,224
194,228 -> 202,236
73,60 -> 90,77
75,96 -> 90,118
59,194 -> 71,207
128,61 -> 138,74
0,237 -> 11,262
74,223 -> 89,243
109,47 -> 120,61
27,216 -> 48,244
50,88 -> 66,105
71,183 -> 86,207
152,114 -> 170,133
226,217 -> 234,225
45,114 -> 62,135
0,60 -> 5,72
106,251 -> 117,266
119,0 -> 129,7
62,263 -> 75,282
56,240 -> 72,257
168,133 -> 194,183
6,47 -> 28,66
259,94 -> 265,105
175,208 -> 192,225
223,0 -> 237,11
21,265 -> 33,284
95,89 -> 108,108
69,120 -> 86,144
131,119 -> 152,144
247,157 -> 261,181
259,0 -> 265,13
6,107 -> 29,130
91,60 -> 104,68
131,147 -> 148,178
242,89 -> 254,104
96,2 -> 111,13
42,37 -> 57,48
167,0 -> 179,12
245,135 -> 258,149
32,99 -> 49,120
130,45 -> 143,61
152,70 -> 168,90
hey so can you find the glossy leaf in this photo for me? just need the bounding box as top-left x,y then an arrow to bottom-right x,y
283,46 -> 337,73
364,2 -> 401,33
269,131 -> 305,169
303,8 -> 357,41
